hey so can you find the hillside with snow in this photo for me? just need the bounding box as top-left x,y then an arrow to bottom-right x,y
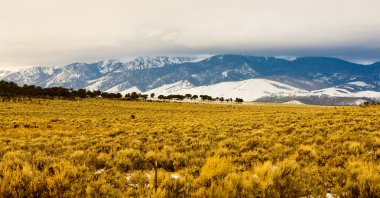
144,79 -> 306,101
2,54 -> 380,105
141,79 -> 380,102
0,70 -> 11,79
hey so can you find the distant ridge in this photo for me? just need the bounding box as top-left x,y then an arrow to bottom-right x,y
2,55 -> 380,104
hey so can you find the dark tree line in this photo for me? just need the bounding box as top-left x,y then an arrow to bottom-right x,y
362,101 -> 380,106
124,92 -> 148,101
0,81 -> 122,99
156,93 -> 244,103
0,80 -> 245,103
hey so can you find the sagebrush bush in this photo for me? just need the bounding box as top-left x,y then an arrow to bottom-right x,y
0,99 -> 379,197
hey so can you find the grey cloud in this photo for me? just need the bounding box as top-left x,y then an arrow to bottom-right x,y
1,0 -> 380,68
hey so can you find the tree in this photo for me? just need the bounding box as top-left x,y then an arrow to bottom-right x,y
235,98 -> 244,103
200,95 -> 213,101
76,89 -> 87,98
185,94 -> 192,99
130,92 -> 139,100
150,93 -> 155,98
139,94 -> 148,100
158,95 -> 165,100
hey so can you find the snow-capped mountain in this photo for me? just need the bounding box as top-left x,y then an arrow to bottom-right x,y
2,54 -> 380,104
1,56 -> 200,89
0,70 -> 11,79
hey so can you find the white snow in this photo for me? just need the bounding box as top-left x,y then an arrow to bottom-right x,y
188,55 -> 213,62
144,80 -> 194,96
346,81 -> 371,87
310,87 -> 350,97
145,79 -> 306,101
0,70 -> 11,79
83,77 -> 109,91
45,66 -> 81,87
122,56 -> 199,71
105,85 -> 123,93
284,100 -> 305,105
275,56 -> 297,61
120,86 -> 141,96
351,90 -> 380,98
170,174 -> 180,179
105,81 -> 135,94
354,99 -> 368,105
141,79 -> 380,102
95,169 -> 105,174
298,87 -> 380,99
222,70 -> 229,77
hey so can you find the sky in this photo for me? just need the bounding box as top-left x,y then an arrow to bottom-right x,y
1,0 -> 380,70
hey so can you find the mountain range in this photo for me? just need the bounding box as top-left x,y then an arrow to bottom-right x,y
1,55 -> 380,104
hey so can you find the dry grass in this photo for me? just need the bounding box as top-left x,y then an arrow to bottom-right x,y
0,99 -> 379,197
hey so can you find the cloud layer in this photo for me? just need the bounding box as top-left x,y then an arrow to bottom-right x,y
1,0 -> 380,69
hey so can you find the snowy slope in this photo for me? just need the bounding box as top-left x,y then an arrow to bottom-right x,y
144,79 -> 306,101
3,67 -> 55,86
143,80 -> 194,96
122,56 -> 198,70
307,88 -> 380,98
141,79 -> 380,101
84,77 -> 113,91
0,70 -> 11,80
105,81 -> 135,93
120,87 -> 141,96
346,81 -> 372,87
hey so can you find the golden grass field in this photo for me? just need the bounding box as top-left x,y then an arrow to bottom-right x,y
0,99 -> 379,197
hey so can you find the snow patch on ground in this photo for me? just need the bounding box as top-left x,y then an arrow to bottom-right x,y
170,174 -> 180,180
95,169 -> 105,174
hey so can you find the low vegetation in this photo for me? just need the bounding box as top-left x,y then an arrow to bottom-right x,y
0,98 -> 379,197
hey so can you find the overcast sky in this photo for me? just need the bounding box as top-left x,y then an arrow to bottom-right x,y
1,0 -> 380,70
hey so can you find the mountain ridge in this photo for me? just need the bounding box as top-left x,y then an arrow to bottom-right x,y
2,55 -> 380,103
